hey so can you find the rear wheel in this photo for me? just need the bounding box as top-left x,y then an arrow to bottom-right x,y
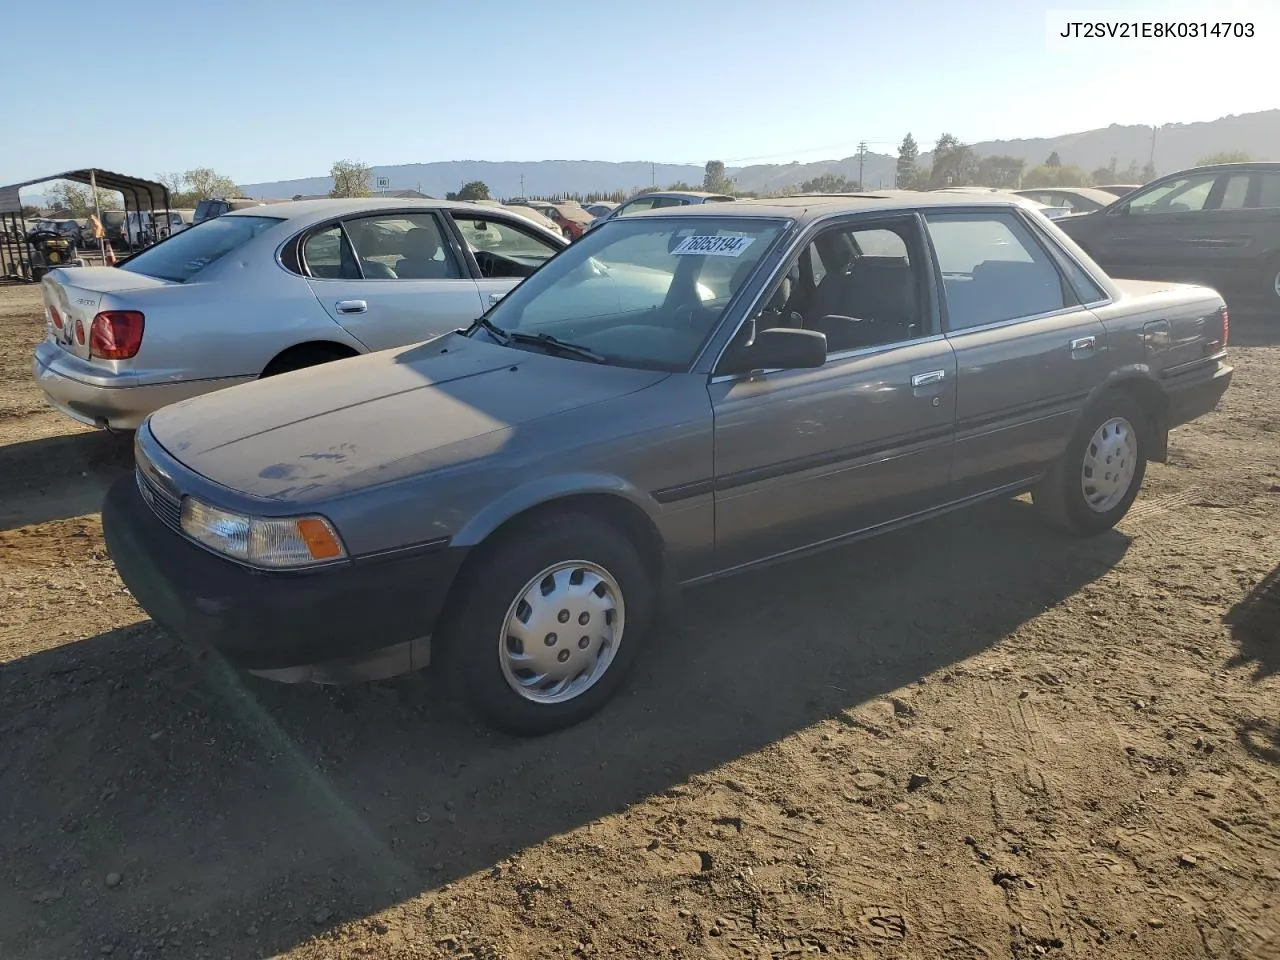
1033,392 -> 1147,535
437,511 -> 654,735
261,344 -> 355,377
1262,255 -> 1280,309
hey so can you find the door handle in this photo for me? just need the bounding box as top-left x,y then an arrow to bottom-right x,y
911,370 -> 946,387
488,292 -> 506,304
1070,335 -> 1096,355
335,299 -> 367,315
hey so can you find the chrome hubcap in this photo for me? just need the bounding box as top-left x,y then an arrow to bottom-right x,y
1273,269 -> 1280,299
1081,416 -> 1137,513
499,561 -> 624,704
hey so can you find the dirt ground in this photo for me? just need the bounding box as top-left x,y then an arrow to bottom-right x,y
0,281 -> 1276,960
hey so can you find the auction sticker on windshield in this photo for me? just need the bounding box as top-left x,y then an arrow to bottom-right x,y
672,235 -> 756,257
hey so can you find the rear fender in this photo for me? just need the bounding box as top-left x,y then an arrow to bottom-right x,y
1085,365 -> 1169,463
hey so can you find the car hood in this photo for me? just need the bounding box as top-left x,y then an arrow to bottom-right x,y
148,333 -> 669,502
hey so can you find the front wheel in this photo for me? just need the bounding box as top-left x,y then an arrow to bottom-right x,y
437,512 -> 654,735
1262,255 -> 1280,308
1033,393 -> 1148,535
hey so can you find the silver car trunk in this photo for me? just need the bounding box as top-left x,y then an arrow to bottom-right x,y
41,267 -> 170,363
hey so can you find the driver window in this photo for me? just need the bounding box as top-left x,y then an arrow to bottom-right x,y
1126,174 -> 1216,215
450,216 -> 559,278
743,220 -> 926,357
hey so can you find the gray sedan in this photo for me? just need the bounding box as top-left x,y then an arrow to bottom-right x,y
33,198 -> 567,430
103,194 -> 1232,735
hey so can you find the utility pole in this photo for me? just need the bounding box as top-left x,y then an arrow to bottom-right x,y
1148,125 -> 1157,172
857,141 -> 867,190
520,174 -> 525,199
651,163 -> 655,187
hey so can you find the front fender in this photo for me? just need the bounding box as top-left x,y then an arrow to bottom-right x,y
450,472 -> 658,548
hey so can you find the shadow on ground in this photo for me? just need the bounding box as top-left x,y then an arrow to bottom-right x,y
0,499 -> 1129,959
1225,305 -> 1280,347
0,429 -> 132,531
1225,561 -> 1280,682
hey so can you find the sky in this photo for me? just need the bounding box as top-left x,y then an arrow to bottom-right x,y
1,0 -> 1276,187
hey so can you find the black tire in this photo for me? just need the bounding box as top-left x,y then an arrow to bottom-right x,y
437,511 -> 654,736
1032,392 -> 1148,536
261,344 -> 354,377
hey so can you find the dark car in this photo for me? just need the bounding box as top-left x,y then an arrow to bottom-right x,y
103,194 -> 1232,735
1014,187 -> 1122,215
1057,162 -> 1280,309
1094,184 -> 1141,198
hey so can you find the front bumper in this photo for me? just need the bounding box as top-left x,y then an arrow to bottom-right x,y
101,474 -> 468,680
1164,358 -> 1234,429
33,342 -> 252,430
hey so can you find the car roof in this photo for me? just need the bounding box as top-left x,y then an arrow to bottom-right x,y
222,197 -> 563,232
622,191 -> 1046,224
633,190 -> 734,200
1174,161 -> 1280,173
1015,186 -> 1120,204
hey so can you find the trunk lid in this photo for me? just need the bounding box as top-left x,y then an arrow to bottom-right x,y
147,333 -> 668,502
40,267 -> 170,361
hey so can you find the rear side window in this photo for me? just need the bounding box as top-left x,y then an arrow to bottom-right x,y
302,225 -> 360,279
119,215 -> 281,283
1219,174 -> 1250,210
1257,173 -> 1280,209
925,212 -> 1070,330
343,213 -> 462,280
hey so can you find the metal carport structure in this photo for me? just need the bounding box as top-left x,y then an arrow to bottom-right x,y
0,168 -> 171,281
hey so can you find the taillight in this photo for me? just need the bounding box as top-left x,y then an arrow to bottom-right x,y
49,305 -> 62,329
89,311 -> 144,359
1219,305 -> 1229,349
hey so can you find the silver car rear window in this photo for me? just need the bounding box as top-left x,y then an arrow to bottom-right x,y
120,215 -> 282,283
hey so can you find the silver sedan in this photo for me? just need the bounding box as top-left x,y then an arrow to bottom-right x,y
33,198 -> 568,430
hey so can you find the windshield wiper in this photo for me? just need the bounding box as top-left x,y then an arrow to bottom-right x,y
465,316 -> 510,344
507,331 -> 607,364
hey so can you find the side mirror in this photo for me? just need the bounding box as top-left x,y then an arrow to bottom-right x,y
721,327 -> 826,376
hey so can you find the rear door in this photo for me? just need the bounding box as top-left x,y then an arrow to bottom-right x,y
300,211 -> 483,352
446,212 -> 565,311
923,209 -> 1107,492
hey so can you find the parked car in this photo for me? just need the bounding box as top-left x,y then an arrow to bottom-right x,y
101,193 -> 1232,735
31,218 -> 84,246
932,187 -> 1074,220
1056,162 -> 1280,308
583,202 -> 617,218
33,198 -> 568,430
1014,187 -> 1121,214
547,203 -> 595,240
586,190 -> 736,231
192,197 -> 266,224
1094,184 -> 1141,198
124,210 -> 190,246
502,204 -> 565,237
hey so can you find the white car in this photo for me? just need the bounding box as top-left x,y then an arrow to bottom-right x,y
33,198 -> 568,430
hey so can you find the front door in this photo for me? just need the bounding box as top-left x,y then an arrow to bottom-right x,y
301,212 -> 484,352
710,215 -> 957,573
923,209 -> 1107,491
445,212 -> 565,313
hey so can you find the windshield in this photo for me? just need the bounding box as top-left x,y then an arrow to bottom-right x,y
119,215 -> 281,283
475,215 -> 786,371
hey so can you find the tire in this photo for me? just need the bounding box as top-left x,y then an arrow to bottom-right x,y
261,344 -> 353,377
437,511 -> 654,736
1262,255 -> 1280,309
1032,392 -> 1148,535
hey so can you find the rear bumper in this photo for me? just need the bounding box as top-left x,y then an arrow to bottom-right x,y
101,474 -> 468,680
1164,359 -> 1233,429
33,342 -> 252,430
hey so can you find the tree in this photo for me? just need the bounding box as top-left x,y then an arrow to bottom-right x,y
1197,151 -> 1251,165
20,205 -> 42,219
928,134 -> 976,188
665,180 -> 697,191
1046,151 -> 1062,168
446,180 -> 491,201
975,155 -> 1025,188
703,160 -> 733,194
800,173 -> 857,193
329,159 -> 373,198
45,181 -> 116,217
1022,164 -> 1090,188
184,167 -> 240,200
895,133 -> 921,189
1140,161 -> 1157,183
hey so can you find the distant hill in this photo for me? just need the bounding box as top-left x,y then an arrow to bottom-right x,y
237,109 -> 1279,200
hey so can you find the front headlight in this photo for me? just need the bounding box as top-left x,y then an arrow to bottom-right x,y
180,498 -> 346,568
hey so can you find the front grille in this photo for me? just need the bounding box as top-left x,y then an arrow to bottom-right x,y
136,467 -> 182,531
